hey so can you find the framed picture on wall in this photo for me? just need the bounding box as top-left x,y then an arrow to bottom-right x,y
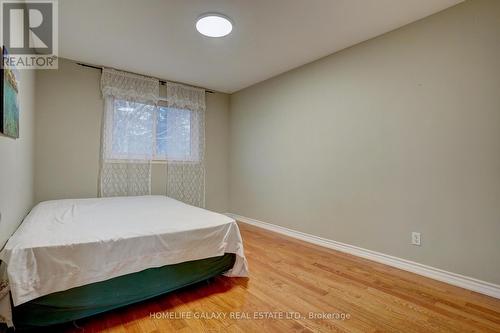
1,46 -> 21,139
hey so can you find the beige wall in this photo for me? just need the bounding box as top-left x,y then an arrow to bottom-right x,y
229,0 -> 500,284
0,70 -> 36,248
35,58 -> 230,213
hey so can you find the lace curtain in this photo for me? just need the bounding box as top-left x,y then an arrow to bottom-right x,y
99,68 -> 159,197
164,82 -> 206,207
0,263 -> 12,327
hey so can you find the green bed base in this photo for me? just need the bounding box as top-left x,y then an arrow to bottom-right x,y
13,253 -> 236,329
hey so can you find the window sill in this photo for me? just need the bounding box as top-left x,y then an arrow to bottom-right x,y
104,159 -> 201,165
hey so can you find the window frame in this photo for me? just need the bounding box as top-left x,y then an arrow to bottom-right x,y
106,98 -> 201,163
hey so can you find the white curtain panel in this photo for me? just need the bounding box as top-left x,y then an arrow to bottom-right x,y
0,263 -> 12,327
164,82 -> 206,207
99,68 -> 159,197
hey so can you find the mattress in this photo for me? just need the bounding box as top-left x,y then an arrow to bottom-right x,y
0,195 -> 248,308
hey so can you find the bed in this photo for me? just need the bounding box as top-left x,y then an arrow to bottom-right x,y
0,196 -> 248,329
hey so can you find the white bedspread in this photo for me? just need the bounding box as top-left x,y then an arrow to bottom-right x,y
0,196 -> 248,308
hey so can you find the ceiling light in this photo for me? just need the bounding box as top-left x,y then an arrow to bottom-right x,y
196,13 -> 233,37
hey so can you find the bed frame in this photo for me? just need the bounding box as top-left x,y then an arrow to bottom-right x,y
13,254 -> 236,329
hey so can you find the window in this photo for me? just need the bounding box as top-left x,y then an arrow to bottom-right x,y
107,99 -> 201,162
156,106 -> 194,161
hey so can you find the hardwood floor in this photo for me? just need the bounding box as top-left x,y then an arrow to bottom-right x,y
59,222 -> 500,333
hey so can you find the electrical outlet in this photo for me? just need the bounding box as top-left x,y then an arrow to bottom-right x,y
411,232 -> 421,246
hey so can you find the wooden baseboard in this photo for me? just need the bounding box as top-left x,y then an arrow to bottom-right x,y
227,213 -> 500,299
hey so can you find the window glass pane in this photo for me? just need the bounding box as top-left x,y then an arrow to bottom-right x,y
111,100 -> 155,159
156,107 -> 192,160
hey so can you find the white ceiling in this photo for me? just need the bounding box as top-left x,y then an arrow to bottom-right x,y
59,0 -> 462,93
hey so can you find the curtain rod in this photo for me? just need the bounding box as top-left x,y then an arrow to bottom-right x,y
76,62 -> 215,94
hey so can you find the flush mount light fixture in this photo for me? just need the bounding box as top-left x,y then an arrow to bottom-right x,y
196,13 -> 233,37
